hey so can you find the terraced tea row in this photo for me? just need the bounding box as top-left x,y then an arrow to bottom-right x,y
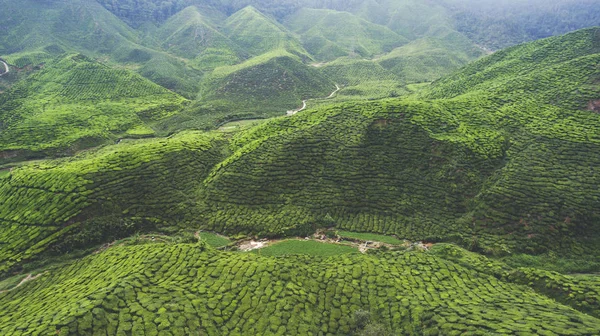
198,29 -> 600,257
1,26 -> 599,281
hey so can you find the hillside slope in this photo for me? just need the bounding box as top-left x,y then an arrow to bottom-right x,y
377,31 -> 485,83
157,50 -> 336,132
223,6 -> 309,59
200,28 -> 600,256
155,6 -> 242,70
445,0 -> 600,50
0,0 -> 137,61
1,28 -> 599,275
0,131 -> 225,275
0,0 -> 204,98
0,54 -> 187,162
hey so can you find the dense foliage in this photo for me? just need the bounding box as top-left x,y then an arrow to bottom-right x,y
0,131 -> 225,275
0,244 -> 598,335
1,2 -> 600,334
1,29 -> 599,276
200,28 -> 600,259
3,0 -> 597,126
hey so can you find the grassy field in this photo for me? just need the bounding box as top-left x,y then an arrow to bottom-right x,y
254,240 -> 357,256
197,232 -> 231,248
337,231 -> 405,245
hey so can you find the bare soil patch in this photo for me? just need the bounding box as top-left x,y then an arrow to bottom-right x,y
587,99 -> 600,112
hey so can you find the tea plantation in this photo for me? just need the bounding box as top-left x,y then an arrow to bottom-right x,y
0,243 -> 599,335
0,131 -> 226,276
0,54 -> 187,162
0,6 -> 600,333
201,28 -> 600,258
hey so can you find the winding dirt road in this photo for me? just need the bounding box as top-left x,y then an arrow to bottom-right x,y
0,59 -> 9,77
326,84 -> 340,99
287,84 -> 340,116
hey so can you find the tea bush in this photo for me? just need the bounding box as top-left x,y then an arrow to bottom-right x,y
0,245 -> 598,335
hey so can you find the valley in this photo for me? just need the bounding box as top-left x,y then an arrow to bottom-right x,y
0,0 -> 600,335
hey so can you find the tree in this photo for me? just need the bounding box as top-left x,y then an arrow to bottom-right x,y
353,310 -> 371,330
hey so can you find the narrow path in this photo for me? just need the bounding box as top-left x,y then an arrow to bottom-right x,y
287,84 -> 340,116
0,59 -> 9,77
0,273 -> 45,294
287,100 -> 307,116
326,84 -> 341,99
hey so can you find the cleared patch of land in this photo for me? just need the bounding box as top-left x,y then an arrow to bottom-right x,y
337,231 -> 405,245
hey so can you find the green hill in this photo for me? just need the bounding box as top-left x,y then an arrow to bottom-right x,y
95,0 -> 226,27
0,0 -> 137,59
347,0 -> 454,40
0,131 -> 224,275
4,0 -> 595,116
419,27 -> 600,254
446,0 -> 600,50
317,58 -> 406,102
157,50 -> 336,132
223,6 -> 309,59
284,8 -> 408,61
377,31 -> 485,83
1,28 -> 599,275
0,7 -> 600,335
199,28 -> 600,259
201,99 -> 499,239
155,6 -> 242,70
0,0 -> 205,98
0,54 -> 187,162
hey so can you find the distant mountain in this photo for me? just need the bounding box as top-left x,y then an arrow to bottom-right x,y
377,30 -> 485,83
2,0 -> 597,125
284,8 -> 409,61
155,6 -> 242,69
0,0 -> 203,97
94,0 -> 600,51
197,50 -> 335,115
224,6 -> 309,58
444,0 -> 600,50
